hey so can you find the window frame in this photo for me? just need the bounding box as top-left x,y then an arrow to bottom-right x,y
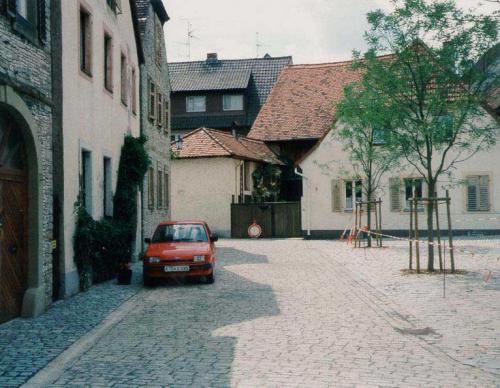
148,167 -> 155,209
164,170 -> 169,210
103,157 -> 113,217
120,52 -> 127,106
404,177 -> 424,210
79,7 -> 92,77
103,32 -> 113,92
223,94 -> 244,112
157,169 -> 163,209
148,79 -> 156,121
80,149 -> 93,215
344,179 -> 362,211
466,175 -> 491,212
186,96 -> 206,113
157,93 -> 163,127
131,67 -> 137,114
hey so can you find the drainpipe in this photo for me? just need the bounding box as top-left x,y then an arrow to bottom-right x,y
294,168 -> 311,237
236,160 -> 244,203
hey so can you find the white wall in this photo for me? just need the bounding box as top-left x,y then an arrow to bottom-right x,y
60,0 -> 140,295
300,119 -> 500,236
171,157 -> 257,237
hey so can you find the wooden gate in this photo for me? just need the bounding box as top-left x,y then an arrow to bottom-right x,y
0,117 -> 29,323
231,202 -> 301,238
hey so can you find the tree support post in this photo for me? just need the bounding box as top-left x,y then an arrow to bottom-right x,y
446,190 -> 455,273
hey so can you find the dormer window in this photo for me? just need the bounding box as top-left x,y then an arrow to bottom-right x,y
223,95 -> 244,111
186,96 -> 206,113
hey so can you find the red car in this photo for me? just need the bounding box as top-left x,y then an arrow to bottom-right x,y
143,221 -> 218,286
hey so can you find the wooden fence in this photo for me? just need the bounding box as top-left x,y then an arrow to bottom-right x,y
230,202 -> 302,238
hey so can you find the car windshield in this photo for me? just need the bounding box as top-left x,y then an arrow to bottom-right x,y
152,224 -> 209,243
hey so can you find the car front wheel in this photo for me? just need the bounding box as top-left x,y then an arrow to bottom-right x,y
205,271 -> 215,284
143,274 -> 154,287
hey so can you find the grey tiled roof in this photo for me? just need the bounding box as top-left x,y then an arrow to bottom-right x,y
171,69 -> 252,92
169,56 -> 293,130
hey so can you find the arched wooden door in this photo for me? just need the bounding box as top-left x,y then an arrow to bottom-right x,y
0,112 -> 28,323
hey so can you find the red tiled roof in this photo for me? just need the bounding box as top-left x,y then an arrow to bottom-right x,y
171,128 -> 283,164
247,61 -> 363,141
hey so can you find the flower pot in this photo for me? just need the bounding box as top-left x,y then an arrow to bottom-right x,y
117,268 -> 132,285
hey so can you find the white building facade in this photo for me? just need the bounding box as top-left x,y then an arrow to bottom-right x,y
298,117 -> 500,238
51,0 -> 142,297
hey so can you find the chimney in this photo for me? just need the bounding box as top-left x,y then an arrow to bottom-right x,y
206,53 -> 218,64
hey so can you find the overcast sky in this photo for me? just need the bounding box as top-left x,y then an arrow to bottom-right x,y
162,0 -> 498,64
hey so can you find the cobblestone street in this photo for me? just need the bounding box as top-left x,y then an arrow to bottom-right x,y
1,239 -> 499,387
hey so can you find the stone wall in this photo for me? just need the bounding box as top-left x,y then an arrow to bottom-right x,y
140,6 -> 171,244
0,2 -> 54,312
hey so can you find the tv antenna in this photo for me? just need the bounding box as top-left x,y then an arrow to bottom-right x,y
173,19 -> 198,60
256,32 -> 262,57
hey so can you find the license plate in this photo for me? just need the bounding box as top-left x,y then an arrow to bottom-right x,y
164,265 -> 190,272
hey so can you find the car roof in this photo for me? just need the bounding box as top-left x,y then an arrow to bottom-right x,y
158,221 -> 208,226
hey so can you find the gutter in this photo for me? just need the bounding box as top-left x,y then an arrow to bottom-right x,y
294,168 -> 311,237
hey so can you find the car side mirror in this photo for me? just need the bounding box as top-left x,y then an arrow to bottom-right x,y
210,233 -> 219,242
144,238 -> 151,244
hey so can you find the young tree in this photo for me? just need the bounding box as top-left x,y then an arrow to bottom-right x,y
353,0 -> 499,270
335,83 -> 401,247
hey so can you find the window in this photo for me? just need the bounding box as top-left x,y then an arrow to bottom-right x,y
152,224 -> 208,243
404,178 -> 423,208
467,175 -> 490,211
155,19 -> 162,66
9,0 -> 43,43
157,170 -> 163,209
104,34 -> 113,91
148,80 -> 156,120
186,96 -> 206,113
80,8 -> 92,75
345,180 -> 362,210
131,67 -> 137,114
81,150 -> 92,214
157,93 -> 163,127
243,161 -> 251,191
163,99 -> 169,131
164,171 -> 169,209
103,157 -> 112,217
223,95 -> 244,111
148,167 -> 154,209
120,53 -> 127,105
16,0 -> 28,19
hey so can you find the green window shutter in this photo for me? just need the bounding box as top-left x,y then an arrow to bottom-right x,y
389,178 -> 402,212
331,179 -> 341,212
467,176 -> 479,211
479,175 -> 490,211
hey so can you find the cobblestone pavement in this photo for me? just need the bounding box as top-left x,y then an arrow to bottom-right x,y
23,239 -> 499,387
0,270 -> 142,387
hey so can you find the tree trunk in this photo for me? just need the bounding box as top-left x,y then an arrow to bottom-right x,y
366,182 -> 373,248
426,180 -> 435,272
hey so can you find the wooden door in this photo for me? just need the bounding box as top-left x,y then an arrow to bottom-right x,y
0,115 -> 29,324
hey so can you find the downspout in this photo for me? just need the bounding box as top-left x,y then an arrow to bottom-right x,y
294,168 -> 311,237
236,160 -> 244,203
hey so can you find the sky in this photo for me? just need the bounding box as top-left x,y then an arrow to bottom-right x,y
162,0 -> 499,64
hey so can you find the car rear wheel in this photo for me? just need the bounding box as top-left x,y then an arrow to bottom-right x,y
143,274 -> 154,287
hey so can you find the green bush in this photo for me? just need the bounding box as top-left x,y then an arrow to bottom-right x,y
73,135 -> 150,290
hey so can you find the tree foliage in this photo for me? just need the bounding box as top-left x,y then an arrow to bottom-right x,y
350,0 -> 499,269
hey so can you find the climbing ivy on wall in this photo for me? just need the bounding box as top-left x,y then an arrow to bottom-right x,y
73,135 -> 150,290
252,163 -> 281,202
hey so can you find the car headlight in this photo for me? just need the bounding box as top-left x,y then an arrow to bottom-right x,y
147,257 -> 161,264
193,255 -> 205,262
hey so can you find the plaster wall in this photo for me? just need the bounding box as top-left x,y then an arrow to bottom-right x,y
58,0 -> 140,296
171,158 -> 257,237
299,117 -> 500,236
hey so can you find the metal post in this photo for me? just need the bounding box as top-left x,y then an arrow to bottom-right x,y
443,240 -> 446,298
378,198 -> 383,247
414,195 -> 420,273
446,190 -> 455,273
434,193 -> 443,271
409,197 -> 413,270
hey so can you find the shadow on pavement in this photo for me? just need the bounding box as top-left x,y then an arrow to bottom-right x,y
52,247 -> 280,387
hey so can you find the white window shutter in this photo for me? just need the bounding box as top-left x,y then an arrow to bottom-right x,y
389,177 -> 402,212
479,175 -> 490,211
331,180 -> 341,212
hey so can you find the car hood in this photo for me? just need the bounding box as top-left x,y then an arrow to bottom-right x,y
146,242 -> 211,259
